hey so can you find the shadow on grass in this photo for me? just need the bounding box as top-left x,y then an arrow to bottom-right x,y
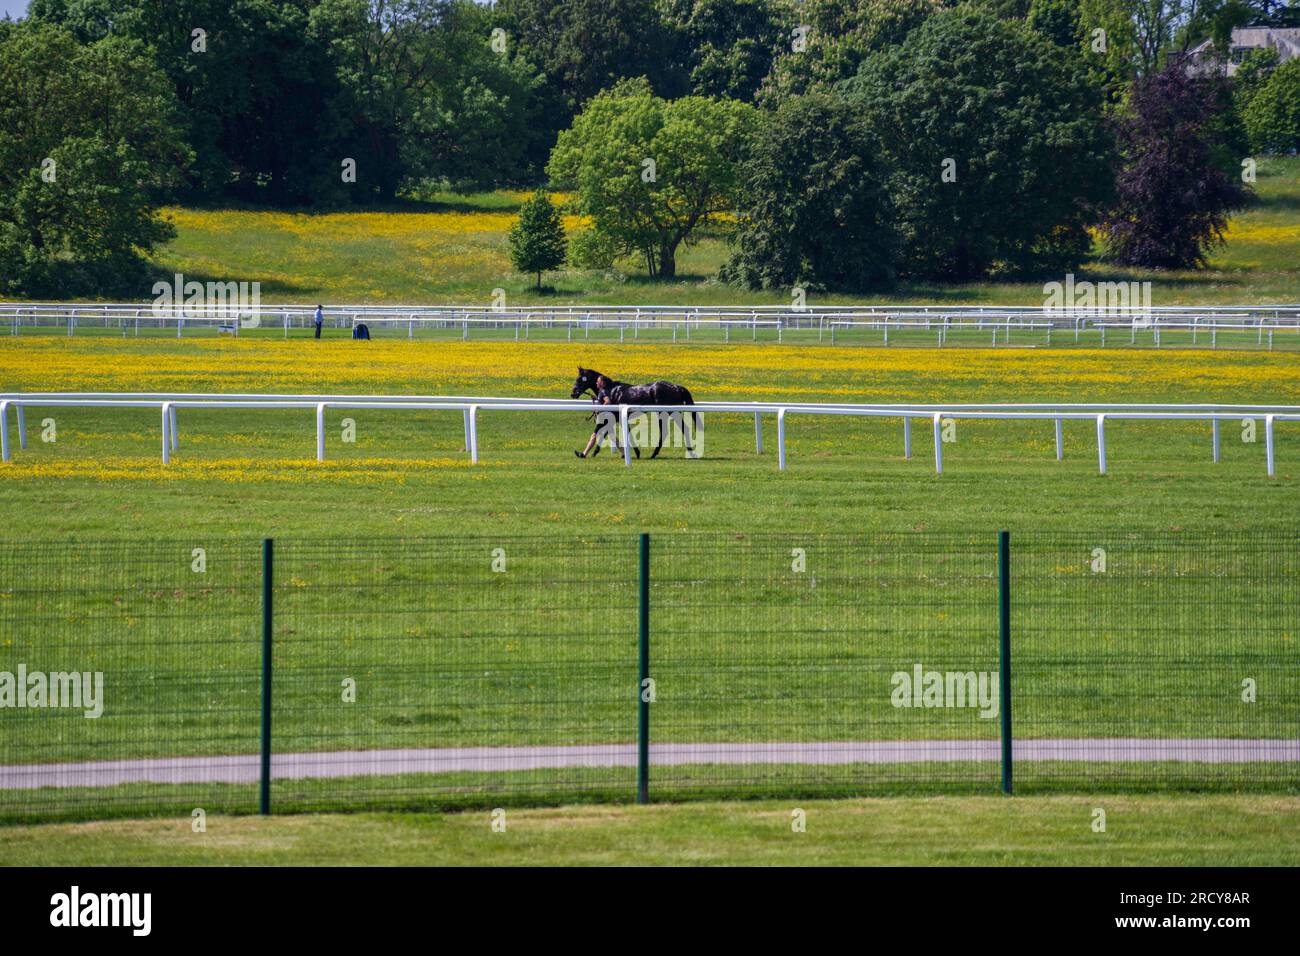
143,262 -> 311,299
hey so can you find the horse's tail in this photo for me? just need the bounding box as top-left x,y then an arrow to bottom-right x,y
679,386 -> 702,443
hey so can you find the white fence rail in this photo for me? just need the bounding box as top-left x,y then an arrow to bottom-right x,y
4,302 -> 1300,349
1,393 -> 1294,477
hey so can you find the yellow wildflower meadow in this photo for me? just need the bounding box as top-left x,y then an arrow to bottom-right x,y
2,339 -> 1298,404
1,456 -> 474,483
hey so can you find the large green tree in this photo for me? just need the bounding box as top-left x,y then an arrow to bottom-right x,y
0,21 -> 190,296
845,8 -> 1116,280
722,93 -> 898,291
547,79 -> 756,278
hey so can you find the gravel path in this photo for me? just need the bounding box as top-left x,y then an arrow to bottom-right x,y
2,738 -> 1297,790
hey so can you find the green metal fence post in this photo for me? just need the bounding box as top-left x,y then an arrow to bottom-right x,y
637,532 -> 650,804
998,530 -> 1013,795
260,537 -> 274,815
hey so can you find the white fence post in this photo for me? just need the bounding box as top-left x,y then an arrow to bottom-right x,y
904,417 -> 911,460
16,405 -> 26,450
1213,419 -> 1221,463
932,413 -> 943,474
754,411 -> 762,454
169,406 -> 178,452
1055,417 -> 1063,461
161,403 -> 171,465
777,408 -> 787,470
1265,414 -> 1275,477
0,401 -> 9,463
316,403 -> 326,461
1096,414 -> 1107,475
469,405 -> 479,464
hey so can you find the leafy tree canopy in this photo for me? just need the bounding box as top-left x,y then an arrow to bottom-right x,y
660,0 -> 791,101
722,93 -> 898,291
845,8 -> 1116,280
760,0 -> 944,104
1244,57 -> 1300,153
1101,62 -> 1252,268
547,78 -> 757,278
0,20 -> 190,296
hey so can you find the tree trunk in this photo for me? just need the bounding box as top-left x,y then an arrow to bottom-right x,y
657,247 -> 676,279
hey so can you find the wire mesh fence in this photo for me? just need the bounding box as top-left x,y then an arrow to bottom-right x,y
1012,531 -> 1300,790
648,533 -> 1001,798
0,532 -> 1295,824
0,540 -> 262,823
270,537 -> 638,813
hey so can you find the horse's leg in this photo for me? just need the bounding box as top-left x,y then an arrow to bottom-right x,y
628,411 -> 641,459
683,410 -> 700,457
650,410 -> 666,458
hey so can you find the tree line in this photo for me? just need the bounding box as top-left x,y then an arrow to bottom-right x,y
2,0 -> 1299,296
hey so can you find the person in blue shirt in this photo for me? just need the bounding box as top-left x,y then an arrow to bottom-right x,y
314,305 -> 324,339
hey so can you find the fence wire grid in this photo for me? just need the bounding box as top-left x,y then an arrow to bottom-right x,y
0,532 -> 1295,823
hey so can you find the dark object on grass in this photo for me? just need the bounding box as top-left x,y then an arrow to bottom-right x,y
352,323 -> 370,340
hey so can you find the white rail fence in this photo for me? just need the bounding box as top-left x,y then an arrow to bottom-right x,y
4,302 -> 1300,348
1,393 -> 1295,477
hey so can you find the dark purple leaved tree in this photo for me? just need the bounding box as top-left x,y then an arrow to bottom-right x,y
1101,62 -> 1252,270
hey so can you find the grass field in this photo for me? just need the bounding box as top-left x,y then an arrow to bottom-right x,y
4,167 -> 1300,864
3,796 -> 1298,866
136,157 -> 1300,307
1,339 -> 1297,834
2,339 -> 1297,537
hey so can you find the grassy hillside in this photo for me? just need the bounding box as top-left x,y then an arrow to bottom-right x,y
139,158 -> 1300,308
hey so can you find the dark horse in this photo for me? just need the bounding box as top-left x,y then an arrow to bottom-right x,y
570,367 -> 701,459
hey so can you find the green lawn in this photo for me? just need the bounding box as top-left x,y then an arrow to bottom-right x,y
1,341 -> 1297,826
127,156 -> 1300,307
2,795 -> 1297,866
3,266 -> 1299,849
2,338 -> 1298,541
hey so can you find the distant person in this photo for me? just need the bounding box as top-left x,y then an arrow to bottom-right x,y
314,304 -> 324,339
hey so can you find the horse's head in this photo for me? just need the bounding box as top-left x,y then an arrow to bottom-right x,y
571,367 -> 601,399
